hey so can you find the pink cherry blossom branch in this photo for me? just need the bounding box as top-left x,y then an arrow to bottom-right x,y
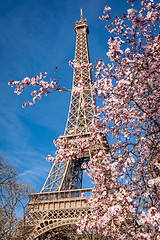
8,67 -> 71,108
9,60 -> 93,107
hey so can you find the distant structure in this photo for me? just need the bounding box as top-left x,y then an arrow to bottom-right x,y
17,10 -> 107,240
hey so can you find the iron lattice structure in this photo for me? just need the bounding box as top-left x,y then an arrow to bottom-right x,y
41,10 -> 96,193
14,10 -> 108,240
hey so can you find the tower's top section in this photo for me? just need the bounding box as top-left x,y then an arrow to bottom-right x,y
64,9 -> 94,136
74,9 -> 89,35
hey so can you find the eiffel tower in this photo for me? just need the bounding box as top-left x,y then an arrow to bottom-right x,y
16,10 -> 107,240
41,8 -> 96,194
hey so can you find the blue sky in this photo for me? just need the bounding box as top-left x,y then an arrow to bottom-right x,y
0,0 -> 129,191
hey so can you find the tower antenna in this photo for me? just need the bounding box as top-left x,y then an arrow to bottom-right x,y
80,8 -> 83,20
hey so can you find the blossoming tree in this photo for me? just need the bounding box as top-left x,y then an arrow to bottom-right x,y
76,1 -> 160,239
9,0 -> 160,239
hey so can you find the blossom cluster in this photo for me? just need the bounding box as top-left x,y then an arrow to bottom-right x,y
76,0 -> 160,239
8,68 -> 69,107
